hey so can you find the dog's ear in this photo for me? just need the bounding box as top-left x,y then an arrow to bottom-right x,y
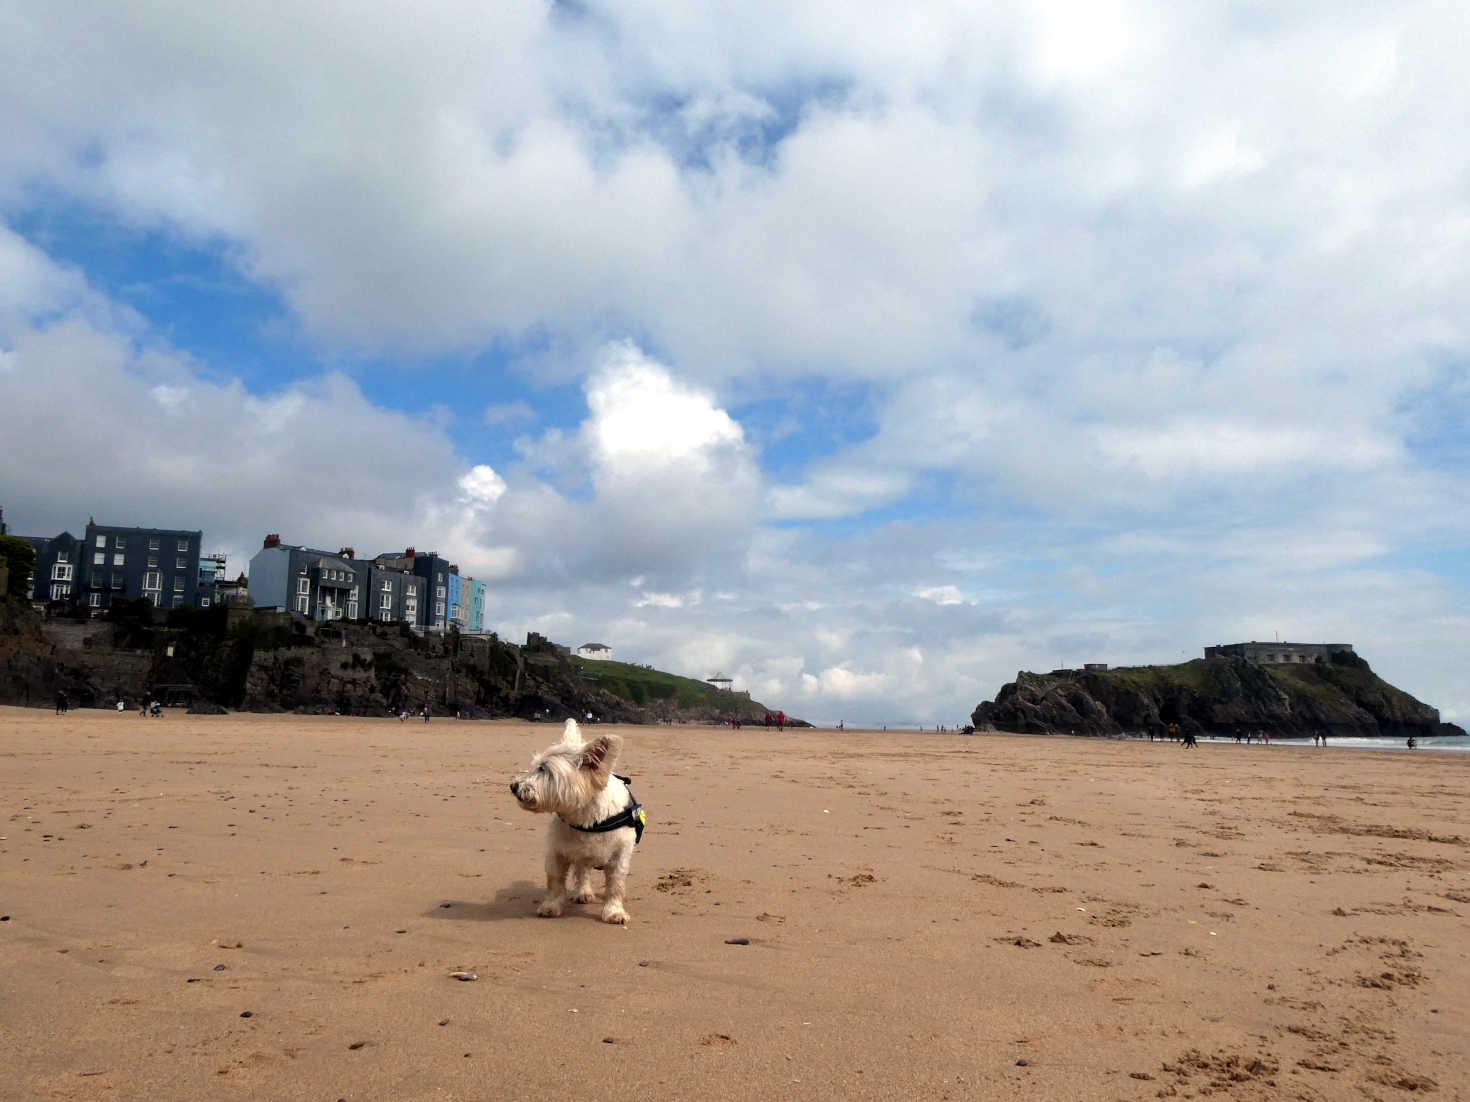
560,717 -> 583,747
578,734 -> 622,784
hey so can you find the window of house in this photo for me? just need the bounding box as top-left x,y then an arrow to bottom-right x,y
51,583 -> 70,600
380,593 -> 393,609
113,553 -> 125,567
347,602 -> 357,618
147,556 -> 158,568
143,572 -> 161,590
296,596 -> 308,613
174,576 -> 185,591
112,571 -> 123,589
298,578 -> 310,595
199,597 -> 211,607
56,550 -> 69,563
51,563 -> 73,581
382,580 -> 392,591
96,535 -> 106,548
380,610 -> 391,622
149,537 -> 159,550
176,557 -> 187,570
94,551 -> 105,566
115,536 -> 125,549
435,601 -> 445,617
178,539 -> 188,551
436,586 -> 446,598
88,592 -> 102,607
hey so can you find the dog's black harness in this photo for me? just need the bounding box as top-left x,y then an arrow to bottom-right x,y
561,775 -> 646,845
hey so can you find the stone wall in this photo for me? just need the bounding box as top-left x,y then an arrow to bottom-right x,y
1203,641 -> 1355,665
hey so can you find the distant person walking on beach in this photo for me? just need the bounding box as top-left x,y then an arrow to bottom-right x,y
55,690 -> 68,715
423,705 -> 431,723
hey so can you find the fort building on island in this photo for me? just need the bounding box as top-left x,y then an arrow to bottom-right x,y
1203,641 -> 1355,665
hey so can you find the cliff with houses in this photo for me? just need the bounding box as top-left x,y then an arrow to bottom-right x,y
0,598 -> 780,724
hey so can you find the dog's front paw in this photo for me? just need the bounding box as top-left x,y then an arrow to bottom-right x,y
571,890 -> 597,904
536,899 -> 564,918
600,905 -> 629,925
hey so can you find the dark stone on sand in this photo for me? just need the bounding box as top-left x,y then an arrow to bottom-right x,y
638,960 -> 650,966
1,915 -> 9,921
440,902 -> 452,908
240,1011 -> 253,1018
213,964 -> 227,971
724,937 -> 750,945
1016,1059 -> 1029,1066
602,1037 -> 616,1044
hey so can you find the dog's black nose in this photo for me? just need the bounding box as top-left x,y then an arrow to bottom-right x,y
509,782 -> 518,796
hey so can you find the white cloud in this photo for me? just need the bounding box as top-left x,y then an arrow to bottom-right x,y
800,666 -> 890,699
483,400 -> 536,428
458,464 -> 507,506
915,585 -> 967,606
585,341 -> 745,471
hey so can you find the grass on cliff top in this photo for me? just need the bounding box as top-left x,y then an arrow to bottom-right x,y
1078,659 -> 1213,693
1266,658 -> 1422,709
570,656 -> 768,715
1066,654 -> 1424,712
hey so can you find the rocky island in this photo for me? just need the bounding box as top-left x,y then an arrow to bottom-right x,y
971,648 -> 1465,740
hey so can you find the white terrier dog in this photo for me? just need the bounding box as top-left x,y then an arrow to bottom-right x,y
509,718 -> 645,925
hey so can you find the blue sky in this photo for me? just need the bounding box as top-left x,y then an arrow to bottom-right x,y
2,1 -> 1468,727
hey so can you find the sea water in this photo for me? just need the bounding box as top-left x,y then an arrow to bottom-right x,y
1207,734 -> 1470,754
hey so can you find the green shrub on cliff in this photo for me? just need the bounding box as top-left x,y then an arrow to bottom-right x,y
0,536 -> 36,598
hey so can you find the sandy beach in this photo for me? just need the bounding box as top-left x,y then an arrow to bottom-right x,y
1,707 -> 1465,1101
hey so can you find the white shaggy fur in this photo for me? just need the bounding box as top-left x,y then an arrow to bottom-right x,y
509,718 -> 637,925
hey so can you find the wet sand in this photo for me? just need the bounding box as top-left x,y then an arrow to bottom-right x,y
1,707 -> 1466,1101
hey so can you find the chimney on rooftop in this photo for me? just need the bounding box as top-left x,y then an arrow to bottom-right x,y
405,547 -> 415,558
263,533 -> 281,548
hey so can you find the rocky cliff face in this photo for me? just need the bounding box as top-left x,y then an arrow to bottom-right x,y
1,602 -> 778,724
971,654 -> 1465,740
